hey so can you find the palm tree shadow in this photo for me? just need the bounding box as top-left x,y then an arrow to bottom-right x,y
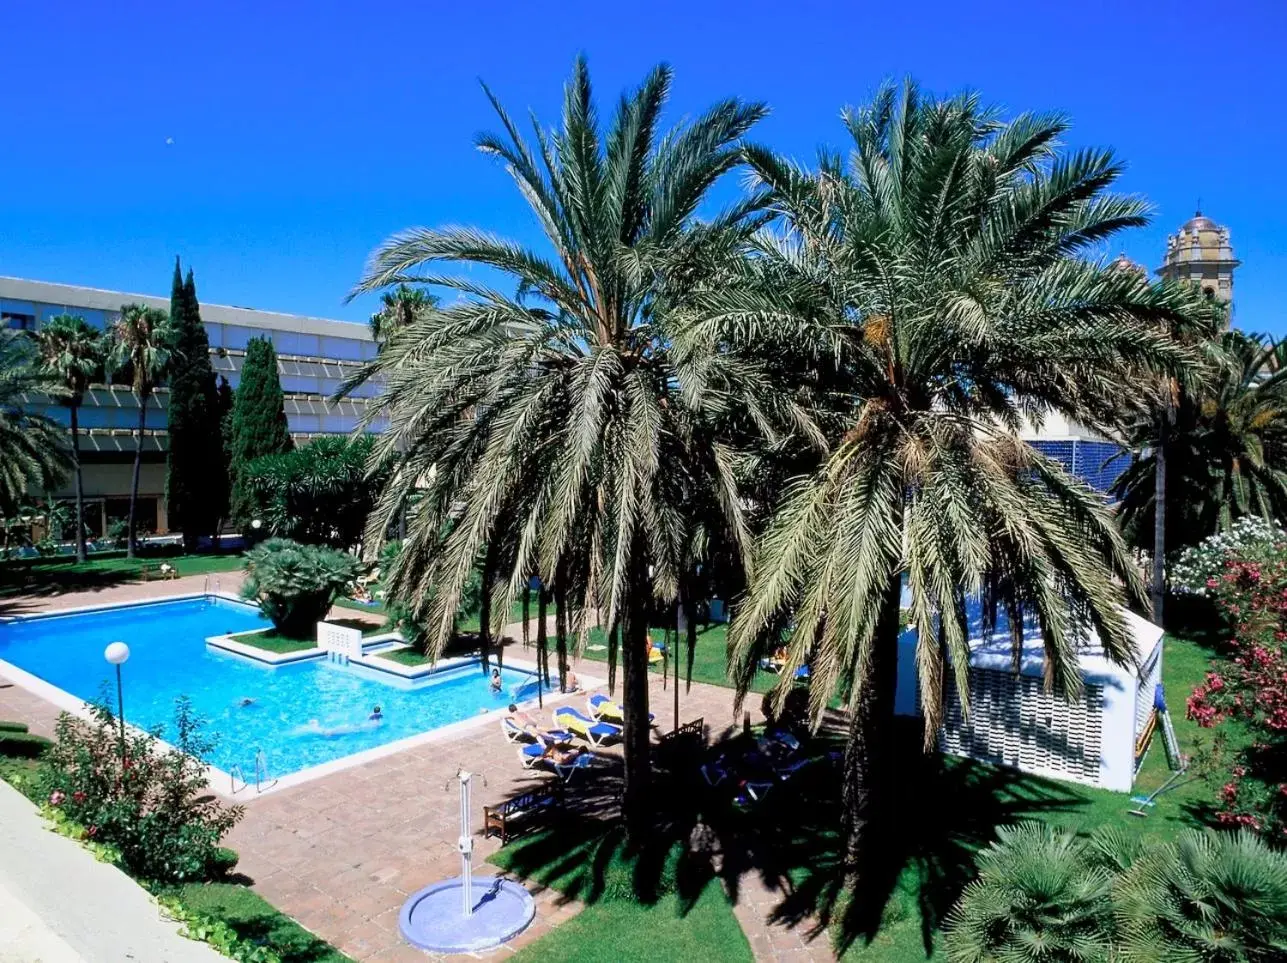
739,717 -> 1092,957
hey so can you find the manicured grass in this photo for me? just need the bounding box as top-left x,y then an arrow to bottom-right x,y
510,880 -> 752,963
0,552 -> 243,598
375,646 -> 432,666
227,629 -> 318,654
163,882 -> 353,963
573,623 -> 779,694
492,828 -> 752,963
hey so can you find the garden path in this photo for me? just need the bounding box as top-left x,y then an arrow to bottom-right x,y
0,778 -> 227,963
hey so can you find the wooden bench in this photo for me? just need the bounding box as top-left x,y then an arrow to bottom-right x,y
656,717 -> 705,767
483,783 -> 562,844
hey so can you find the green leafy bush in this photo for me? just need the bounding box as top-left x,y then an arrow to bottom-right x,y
37,696 -> 243,883
241,538 -> 360,638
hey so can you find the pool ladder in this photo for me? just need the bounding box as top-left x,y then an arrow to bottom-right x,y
203,575 -> 221,597
230,749 -> 277,795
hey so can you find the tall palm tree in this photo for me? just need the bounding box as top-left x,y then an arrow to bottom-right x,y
0,328 -> 71,516
700,83 -> 1209,881
108,304 -> 171,557
36,314 -> 104,563
347,58 -> 766,837
1116,329 -> 1287,557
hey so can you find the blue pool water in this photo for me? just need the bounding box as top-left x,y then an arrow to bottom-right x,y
0,596 -> 542,778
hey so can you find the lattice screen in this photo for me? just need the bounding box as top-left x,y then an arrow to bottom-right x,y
941,668 -> 1105,786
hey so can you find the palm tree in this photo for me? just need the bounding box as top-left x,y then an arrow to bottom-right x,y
36,314 -> 105,562
1116,329 -> 1287,558
348,58 -> 766,837
943,822 -> 1115,963
368,284 -> 437,342
702,82 -> 1208,881
1115,828 -> 1287,962
108,304 -> 171,558
0,328 -> 71,517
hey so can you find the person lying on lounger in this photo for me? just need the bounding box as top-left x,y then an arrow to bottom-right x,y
542,744 -> 586,766
506,704 -> 541,730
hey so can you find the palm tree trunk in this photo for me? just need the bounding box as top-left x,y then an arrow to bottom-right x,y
70,404 -> 86,563
127,394 -> 147,558
537,584 -> 550,687
841,572 -> 902,885
555,577 -> 569,692
1152,407 -> 1169,623
621,554 -> 653,842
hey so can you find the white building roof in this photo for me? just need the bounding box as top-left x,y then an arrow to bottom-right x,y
0,276 -> 370,343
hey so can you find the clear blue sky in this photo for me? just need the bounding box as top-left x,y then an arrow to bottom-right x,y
3,1 -> 1284,332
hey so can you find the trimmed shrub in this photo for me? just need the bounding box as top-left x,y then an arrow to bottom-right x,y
241,538 -> 360,639
0,730 -> 52,758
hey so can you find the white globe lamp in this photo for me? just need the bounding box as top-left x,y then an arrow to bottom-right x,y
103,642 -> 130,764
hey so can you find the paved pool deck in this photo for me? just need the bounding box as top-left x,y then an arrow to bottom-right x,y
0,577 -> 835,962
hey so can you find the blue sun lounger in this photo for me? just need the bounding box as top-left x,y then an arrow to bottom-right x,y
553,706 -> 622,747
540,750 -> 600,784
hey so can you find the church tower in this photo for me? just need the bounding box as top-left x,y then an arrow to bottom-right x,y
1156,211 -> 1240,308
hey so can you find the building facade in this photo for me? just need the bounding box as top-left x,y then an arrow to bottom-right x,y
1,276 -> 379,537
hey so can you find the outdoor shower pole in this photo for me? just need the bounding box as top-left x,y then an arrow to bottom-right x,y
458,770 -> 473,917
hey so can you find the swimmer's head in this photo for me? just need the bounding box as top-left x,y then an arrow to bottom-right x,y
508,703 -> 518,713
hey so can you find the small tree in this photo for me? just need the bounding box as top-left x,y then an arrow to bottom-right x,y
108,304 -> 170,557
227,336 -> 291,532
241,538 -> 360,638
0,329 -> 69,518
36,314 -> 105,562
164,260 -> 227,550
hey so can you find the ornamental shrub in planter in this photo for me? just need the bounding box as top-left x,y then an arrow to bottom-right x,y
240,537 -> 360,639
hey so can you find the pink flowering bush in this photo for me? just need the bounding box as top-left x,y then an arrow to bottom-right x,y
1187,546 -> 1287,837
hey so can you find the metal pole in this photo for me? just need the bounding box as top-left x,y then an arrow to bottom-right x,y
459,770 -> 473,917
115,663 -> 126,767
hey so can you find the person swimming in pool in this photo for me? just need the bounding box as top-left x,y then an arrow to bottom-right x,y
489,669 -> 502,693
369,705 -> 383,722
237,697 -> 256,708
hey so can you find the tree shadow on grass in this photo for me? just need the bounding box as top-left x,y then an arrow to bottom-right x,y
489,715 -> 1094,959
168,881 -> 344,963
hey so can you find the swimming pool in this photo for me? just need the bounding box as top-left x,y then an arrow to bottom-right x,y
0,596 -> 545,782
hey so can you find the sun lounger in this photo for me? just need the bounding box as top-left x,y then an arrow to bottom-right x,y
502,716 -> 573,746
517,743 -> 548,769
553,706 -> 622,747
586,693 -> 654,724
538,750 -> 601,784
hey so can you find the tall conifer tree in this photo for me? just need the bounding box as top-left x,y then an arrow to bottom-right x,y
227,336 -> 292,530
164,259 -> 226,549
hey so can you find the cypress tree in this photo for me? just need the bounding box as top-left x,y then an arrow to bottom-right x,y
164,259 -> 226,550
227,336 -> 292,530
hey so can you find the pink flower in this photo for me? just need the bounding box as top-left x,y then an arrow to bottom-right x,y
48,790 -> 65,806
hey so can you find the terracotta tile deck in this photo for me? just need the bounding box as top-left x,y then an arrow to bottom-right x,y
0,579 -> 838,961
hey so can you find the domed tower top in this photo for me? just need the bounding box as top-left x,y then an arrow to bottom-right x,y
1156,210 -> 1240,306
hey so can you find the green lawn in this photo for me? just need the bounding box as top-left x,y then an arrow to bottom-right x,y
163,882 -> 353,963
375,646 -> 431,666
491,828 -> 752,963
573,623 -> 779,694
0,551 -> 243,598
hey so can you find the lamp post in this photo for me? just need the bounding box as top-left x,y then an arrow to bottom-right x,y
104,642 -> 130,767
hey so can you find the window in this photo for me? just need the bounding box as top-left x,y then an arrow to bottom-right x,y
2,312 -> 34,330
